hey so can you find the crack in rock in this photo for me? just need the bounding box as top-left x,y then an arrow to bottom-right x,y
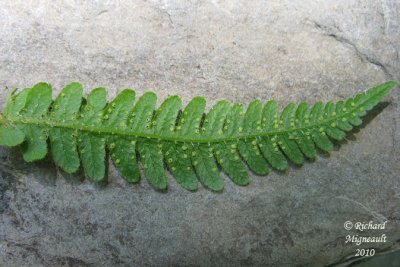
312,21 -> 392,79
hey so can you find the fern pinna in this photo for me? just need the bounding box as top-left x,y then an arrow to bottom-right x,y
0,81 -> 397,191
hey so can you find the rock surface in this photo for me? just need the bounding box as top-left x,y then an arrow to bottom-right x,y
0,1 -> 399,266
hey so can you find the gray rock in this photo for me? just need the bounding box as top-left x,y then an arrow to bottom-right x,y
0,1 -> 399,266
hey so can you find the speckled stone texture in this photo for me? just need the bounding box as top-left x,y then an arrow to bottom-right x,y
0,1 -> 399,266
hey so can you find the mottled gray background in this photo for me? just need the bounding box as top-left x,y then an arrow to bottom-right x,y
0,1 -> 399,266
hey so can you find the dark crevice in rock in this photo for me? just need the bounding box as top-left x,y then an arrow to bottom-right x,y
327,238 -> 400,267
311,20 -> 393,79
364,55 -> 391,79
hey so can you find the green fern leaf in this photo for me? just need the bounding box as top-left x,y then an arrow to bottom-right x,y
0,81 -> 397,191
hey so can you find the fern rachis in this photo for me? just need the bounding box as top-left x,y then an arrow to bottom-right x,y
0,81 -> 397,191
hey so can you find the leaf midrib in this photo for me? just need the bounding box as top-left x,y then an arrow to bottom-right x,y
0,110 -> 350,144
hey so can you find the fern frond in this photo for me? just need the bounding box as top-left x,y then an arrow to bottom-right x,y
0,81 -> 397,191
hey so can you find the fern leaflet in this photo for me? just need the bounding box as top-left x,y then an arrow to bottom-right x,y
0,81 -> 397,191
